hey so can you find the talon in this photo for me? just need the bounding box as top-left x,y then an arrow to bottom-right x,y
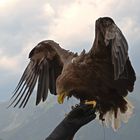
85,100 -> 97,108
71,106 -> 75,110
75,104 -> 79,108
71,104 -> 80,110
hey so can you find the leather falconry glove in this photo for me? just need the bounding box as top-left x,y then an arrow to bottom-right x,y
46,104 -> 96,140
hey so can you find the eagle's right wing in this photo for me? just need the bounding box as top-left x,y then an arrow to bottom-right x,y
9,40 -> 76,108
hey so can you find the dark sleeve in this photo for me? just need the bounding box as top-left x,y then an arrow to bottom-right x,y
45,120 -> 77,140
45,104 -> 96,140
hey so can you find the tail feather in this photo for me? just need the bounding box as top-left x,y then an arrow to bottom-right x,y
120,98 -> 134,123
99,98 -> 134,131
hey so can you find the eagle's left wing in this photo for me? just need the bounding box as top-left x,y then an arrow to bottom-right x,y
104,23 -> 128,80
90,17 -> 135,83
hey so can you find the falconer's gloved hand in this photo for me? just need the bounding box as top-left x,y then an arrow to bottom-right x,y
46,104 -> 96,140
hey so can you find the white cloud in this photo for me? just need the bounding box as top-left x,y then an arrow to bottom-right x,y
0,56 -> 18,71
47,0 -> 113,48
0,0 -> 18,8
0,0 -> 140,100
0,0 -> 140,70
0,48 -> 27,73
46,0 -> 140,52
43,3 -> 55,17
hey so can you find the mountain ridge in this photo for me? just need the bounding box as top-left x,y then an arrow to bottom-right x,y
0,78 -> 139,140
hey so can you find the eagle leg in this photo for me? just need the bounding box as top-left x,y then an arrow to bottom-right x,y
85,100 -> 97,108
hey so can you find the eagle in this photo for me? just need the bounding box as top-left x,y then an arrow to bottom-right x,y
10,17 -> 136,130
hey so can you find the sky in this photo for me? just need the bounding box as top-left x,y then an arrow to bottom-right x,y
0,0 -> 140,101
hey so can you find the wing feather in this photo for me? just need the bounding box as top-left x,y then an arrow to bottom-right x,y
103,22 -> 128,80
90,18 -> 128,80
9,61 -> 35,107
49,61 -> 56,95
36,59 -> 49,105
15,62 -> 39,108
42,60 -> 49,102
11,61 -> 33,99
22,71 -> 39,108
112,26 -> 128,79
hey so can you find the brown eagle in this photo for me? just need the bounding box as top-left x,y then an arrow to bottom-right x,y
10,17 -> 136,130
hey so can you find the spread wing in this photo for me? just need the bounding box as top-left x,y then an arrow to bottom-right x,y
91,17 -> 129,80
105,24 -> 128,80
90,17 -> 136,91
9,40 -> 76,108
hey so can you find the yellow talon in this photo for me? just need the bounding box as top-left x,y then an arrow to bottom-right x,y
85,100 -> 97,108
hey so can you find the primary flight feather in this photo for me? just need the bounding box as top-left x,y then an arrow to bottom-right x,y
10,17 -> 136,130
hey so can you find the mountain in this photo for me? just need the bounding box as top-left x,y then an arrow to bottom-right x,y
0,78 -> 140,140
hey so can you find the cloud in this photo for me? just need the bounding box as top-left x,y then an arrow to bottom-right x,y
0,54 -> 18,71
0,0 -> 52,70
0,0 -> 140,100
46,0 -> 140,52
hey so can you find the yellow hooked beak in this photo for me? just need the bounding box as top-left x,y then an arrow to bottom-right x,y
85,100 -> 97,108
57,92 -> 67,104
